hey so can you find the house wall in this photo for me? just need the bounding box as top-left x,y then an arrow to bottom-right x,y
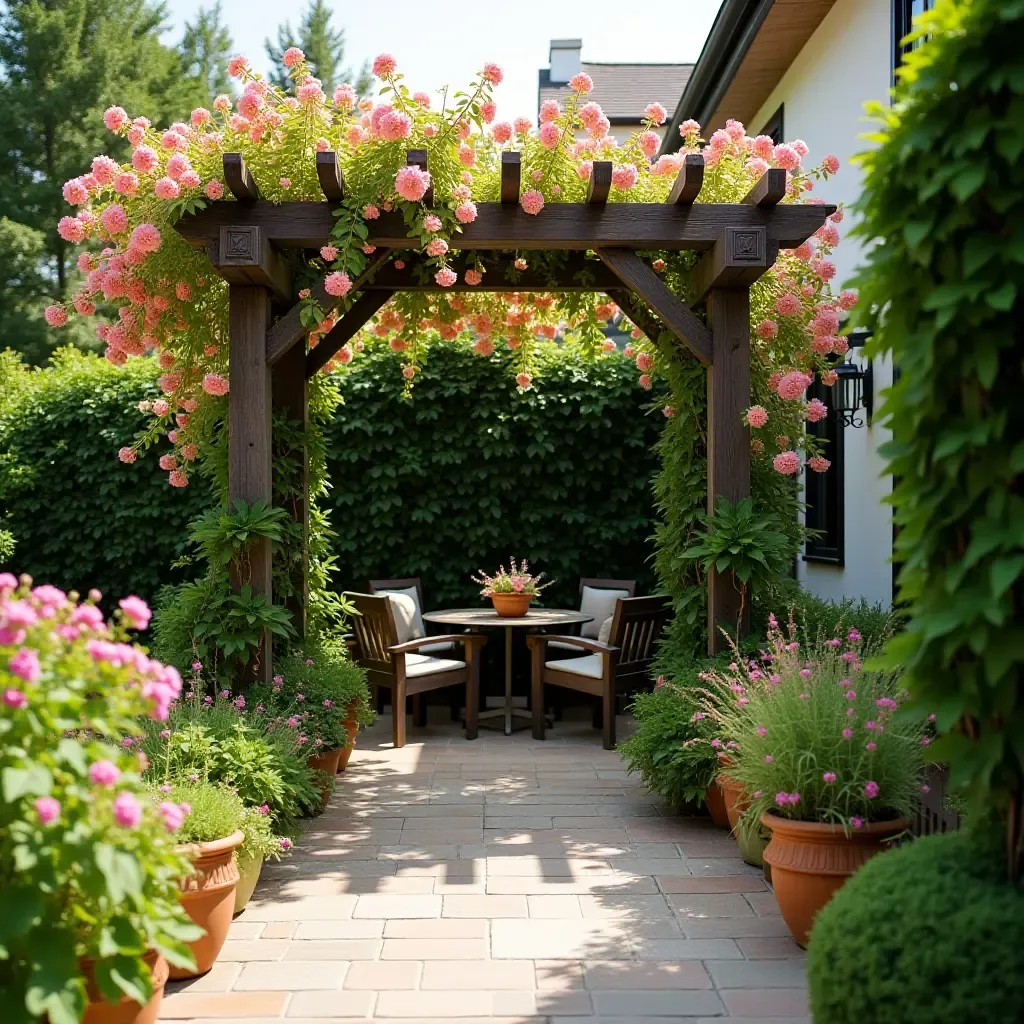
750,0 -> 895,608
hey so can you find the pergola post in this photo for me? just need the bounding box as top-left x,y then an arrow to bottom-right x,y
705,287 -> 752,653
228,284 -> 274,682
272,342 -> 309,640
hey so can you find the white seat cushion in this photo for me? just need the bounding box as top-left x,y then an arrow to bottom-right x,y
418,640 -> 456,656
545,654 -> 605,678
404,653 -> 466,677
379,586 -> 425,638
546,639 -> 584,654
386,593 -> 420,644
579,587 -> 629,639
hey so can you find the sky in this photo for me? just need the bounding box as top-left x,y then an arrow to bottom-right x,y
162,0 -> 723,120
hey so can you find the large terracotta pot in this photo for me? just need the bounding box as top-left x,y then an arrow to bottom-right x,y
717,773 -> 767,867
491,592 -> 533,617
79,950 -> 168,1024
704,779 -> 730,829
171,829 -> 244,979
233,854 -> 264,915
337,700 -> 360,773
308,747 -> 342,811
761,812 -> 906,946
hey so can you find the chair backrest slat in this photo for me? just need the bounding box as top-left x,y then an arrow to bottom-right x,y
608,596 -> 671,671
347,592 -> 399,667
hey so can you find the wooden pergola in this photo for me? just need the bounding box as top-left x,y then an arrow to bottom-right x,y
176,150 -> 832,676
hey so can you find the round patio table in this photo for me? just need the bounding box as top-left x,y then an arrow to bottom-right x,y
422,607 -> 593,736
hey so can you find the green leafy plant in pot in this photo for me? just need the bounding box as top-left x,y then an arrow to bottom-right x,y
0,579 -> 201,1024
700,615 -> 926,944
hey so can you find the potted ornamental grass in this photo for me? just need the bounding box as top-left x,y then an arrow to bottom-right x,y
157,781 -> 244,978
700,614 -> 927,944
0,576 -> 202,1024
471,557 -> 554,617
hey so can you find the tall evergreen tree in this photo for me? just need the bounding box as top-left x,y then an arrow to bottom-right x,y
0,0 -> 208,363
179,1 -> 233,104
265,0 -> 369,94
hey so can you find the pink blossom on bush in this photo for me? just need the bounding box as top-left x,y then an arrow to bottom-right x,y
745,405 -> 768,428
320,245 -> 338,261
777,370 -> 813,399
89,760 -> 121,787
635,351 -> 654,372
118,595 -> 151,630
516,372 -> 532,390
838,289 -> 858,311
569,72 -> 593,93
44,305 -> 68,328
807,456 -> 831,473
394,165 -> 430,202
62,178 -> 89,205
644,102 -> 667,124
639,131 -> 660,158
35,796 -> 61,825
539,99 -> 561,123
805,398 -> 828,422
4,687 -> 27,708
755,319 -> 778,340
464,268 -> 482,286
153,177 -> 179,200
434,268 -> 457,288
372,53 -> 397,78
9,648 -> 41,682
520,190 -> 544,215
455,201 -> 477,224
324,271 -> 352,298
774,144 -> 800,170
611,164 -> 639,191
113,791 -> 142,828
103,106 -> 129,132
538,122 -> 560,148
775,293 -> 801,316
822,154 -> 840,174
202,373 -> 230,396
773,451 -> 801,475
482,62 -> 503,85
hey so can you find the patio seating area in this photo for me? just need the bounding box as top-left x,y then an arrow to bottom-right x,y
161,708 -> 807,1023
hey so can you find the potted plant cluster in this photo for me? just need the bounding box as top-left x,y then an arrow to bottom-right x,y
700,614 -> 926,944
0,576 -> 202,1024
471,557 -> 554,618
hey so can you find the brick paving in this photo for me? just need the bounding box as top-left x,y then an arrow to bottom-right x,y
161,708 -> 808,1023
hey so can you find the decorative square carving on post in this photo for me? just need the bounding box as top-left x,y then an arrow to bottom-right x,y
725,226 -> 766,265
220,225 -> 261,266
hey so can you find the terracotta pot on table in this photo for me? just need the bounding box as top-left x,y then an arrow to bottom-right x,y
761,812 -> 906,946
490,593 -> 533,617
172,829 -> 244,978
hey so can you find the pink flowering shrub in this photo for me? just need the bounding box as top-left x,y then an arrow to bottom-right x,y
0,574 -> 201,1020
699,614 -> 926,830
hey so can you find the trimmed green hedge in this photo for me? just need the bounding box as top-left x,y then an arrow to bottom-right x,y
327,342 -> 662,608
0,344 -> 663,608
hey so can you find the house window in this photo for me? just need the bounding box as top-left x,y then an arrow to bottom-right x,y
804,378 -> 844,565
893,0 -> 931,73
760,104 -> 784,145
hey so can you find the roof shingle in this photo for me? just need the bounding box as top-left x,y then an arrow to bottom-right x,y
539,62 -> 693,122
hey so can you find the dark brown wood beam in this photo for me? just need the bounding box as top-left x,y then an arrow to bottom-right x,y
223,153 -> 260,202
364,253 -> 623,292
305,290 -> 395,378
597,248 -> 713,367
315,151 -> 345,202
500,152 -> 521,203
742,167 -> 786,208
406,148 -> 433,206
265,248 -> 392,367
176,200 -> 835,252
228,285 -> 273,682
587,162 -> 612,205
691,226 -> 778,302
271,343 -> 309,639
212,225 -> 291,300
667,154 -> 705,205
706,287 -> 752,654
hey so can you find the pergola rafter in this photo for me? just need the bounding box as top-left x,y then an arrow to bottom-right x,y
175,151 -> 833,671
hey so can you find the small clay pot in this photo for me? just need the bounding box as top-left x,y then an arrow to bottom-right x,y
761,812 -> 906,946
337,700 -> 360,773
308,747 -> 342,810
490,593 -> 533,617
704,780 -> 731,829
172,829 -> 244,979
233,854 -> 264,915
80,950 -> 168,1024
717,773 -> 767,867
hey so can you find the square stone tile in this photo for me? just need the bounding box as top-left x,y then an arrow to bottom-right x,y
380,938 -> 488,959
443,894 -> 529,918
283,939 -> 382,960
284,990 -> 377,1017
721,988 -> 811,1016
159,991 -> 288,1017
164,961 -> 239,994
668,892 -> 756,918
656,875 -> 767,894
590,989 -> 726,1016
352,894 -> 442,918
261,921 -> 298,939
527,895 -> 582,918
226,921 -> 265,940
292,920 -> 383,940
218,940 -> 289,961
374,990 -> 492,1016
383,919 -> 487,938
582,961 -> 713,989
737,935 -> 805,959
422,959 -> 535,989
343,959 -> 422,989
706,958 -> 808,989
244,895 -> 358,921
535,960 -> 585,989
234,960 -> 347,990
631,937 -> 742,961
578,895 -> 674,920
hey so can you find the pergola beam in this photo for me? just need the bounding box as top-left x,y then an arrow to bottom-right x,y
667,154 -> 705,205
305,290 -> 395,378
597,248 -> 713,366
223,154 -> 261,202
177,200 -> 834,252
586,162 -> 612,205
742,167 -> 787,208
265,249 -> 392,366
691,226 -> 778,302
500,152 -> 521,203
315,151 -> 345,202
211,225 -> 291,300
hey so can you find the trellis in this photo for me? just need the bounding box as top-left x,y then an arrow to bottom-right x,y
176,150 -> 833,678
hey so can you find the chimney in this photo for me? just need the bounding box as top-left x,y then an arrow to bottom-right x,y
548,39 -> 582,84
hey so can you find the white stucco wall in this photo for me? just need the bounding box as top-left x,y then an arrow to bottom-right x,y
750,0 -> 894,607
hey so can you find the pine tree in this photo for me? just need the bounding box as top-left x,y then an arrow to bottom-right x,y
265,0 -> 369,94
179,1 -> 233,104
0,0 -> 208,363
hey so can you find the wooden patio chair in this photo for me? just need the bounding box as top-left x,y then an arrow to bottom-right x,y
546,577 -> 637,655
345,593 -> 486,748
368,577 -> 456,655
527,595 -> 671,749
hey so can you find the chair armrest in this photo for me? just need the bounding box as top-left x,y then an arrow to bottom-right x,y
389,633 -> 487,655
525,634 -> 619,656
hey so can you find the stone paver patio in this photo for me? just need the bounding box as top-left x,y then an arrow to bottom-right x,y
161,708 -> 808,1023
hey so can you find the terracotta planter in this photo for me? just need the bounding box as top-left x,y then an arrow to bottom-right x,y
490,592 -> 533,617
79,950 -> 168,1024
171,829 -> 244,979
337,700 -> 360,773
233,854 -> 264,915
761,812 -> 906,946
308,747 -> 342,811
717,773 -> 767,867
704,780 -> 730,829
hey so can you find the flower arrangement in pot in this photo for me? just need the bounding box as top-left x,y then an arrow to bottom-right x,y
700,614 -> 926,945
471,557 -> 554,617
0,576 -> 203,1024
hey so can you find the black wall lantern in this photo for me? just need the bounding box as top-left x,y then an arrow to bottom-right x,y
831,329 -> 873,428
